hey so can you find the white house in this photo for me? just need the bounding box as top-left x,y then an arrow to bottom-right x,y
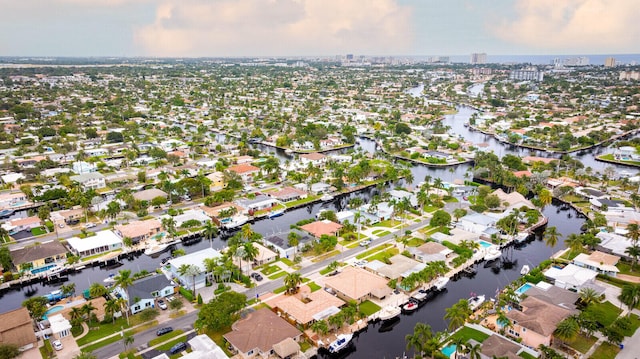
66,230 -> 123,257
166,209 -> 211,228
543,264 -> 599,291
72,161 -> 97,174
458,213 -> 496,234
168,248 -> 222,290
116,274 -> 176,315
70,172 -> 106,191
298,152 -> 327,167
573,251 -> 620,277
235,195 -> 278,212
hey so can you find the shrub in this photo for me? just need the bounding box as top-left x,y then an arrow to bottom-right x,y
197,294 -> 203,305
179,287 -> 194,302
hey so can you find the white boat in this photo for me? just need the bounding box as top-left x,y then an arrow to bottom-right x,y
378,305 -> 401,321
468,294 -> 486,311
412,291 -> 428,301
144,242 -> 169,256
47,265 -> 65,276
268,209 -> 285,219
433,276 -> 449,291
514,232 -> 530,243
484,247 -> 502,262
520,265 -> 530,276
220,215 -> 248,229
402,301 -> 419,312
321,194 -> 334,202
328,333 -> 353,353
103,273 -> 116,283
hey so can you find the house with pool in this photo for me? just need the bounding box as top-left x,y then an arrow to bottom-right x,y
66,230 -> 123,257
167,248 -> 222,290
9,240 -> 68,273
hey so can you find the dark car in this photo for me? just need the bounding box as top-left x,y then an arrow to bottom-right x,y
156,327 -> 173,336
250,272 -> 263,281
169,342 -> 187,354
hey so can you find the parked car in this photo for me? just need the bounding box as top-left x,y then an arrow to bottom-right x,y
169,342 -> 187,354
359,240 -> 371,247
250,272 -> 263,281
156,327 -> 173,336
52,340 -> 63,351
84,222 -> 96,229
157,299 -> 168,310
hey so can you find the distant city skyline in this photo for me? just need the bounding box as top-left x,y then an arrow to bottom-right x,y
0,0 -> 638,58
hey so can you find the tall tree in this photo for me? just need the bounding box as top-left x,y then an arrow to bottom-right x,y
114,269 -> 134,325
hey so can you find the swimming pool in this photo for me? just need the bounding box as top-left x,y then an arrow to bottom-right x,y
43,305 -> 64,319
441,344 -> 457,357
31,264 -> 57,275
516,283 -> 533,295
478,240 -> 492,248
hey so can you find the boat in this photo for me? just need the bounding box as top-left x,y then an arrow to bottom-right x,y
468,294 -> 486,311
412,291 -> 428,301
321,194 -> 334,202
103,274 -> 116,283
433,276 -> 449,291
268,209 -> 285,219
0,209 -> 14,217
284,148 -> 293,154
328,333 -> 353,353
43,289 -> 69,302
514,232 -> 530,243
144,243 -> 169,256
378,305 -> 401,321
520,265 -> 530,276
402,300 -> 419,312
46,265 -> 66,277
484,247 -> 502,262
220,215 -> 248,229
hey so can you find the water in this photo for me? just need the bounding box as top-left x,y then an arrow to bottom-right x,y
478,240 -> 492,248
441,344 -> 457,357
43,305 -> 64,319
515,283 -> 533,295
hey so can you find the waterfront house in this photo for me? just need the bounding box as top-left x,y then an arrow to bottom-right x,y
0,308 -> 37,351
388,189 -> 418,207
9,240 -> 67,272
263,230 -> 314,259
268,187 -> 308,203
574,187 -> 609,201
116,274 -> 176,315
374,254 -> 426,282
48,314 -> 72,340
491,189 -> 535,210
543,264 -> 600,292
114,219 -> 163,244
251,243 -> 278,266
298,152 -> 327,167
236,195 -> 278,213
457,213 -> 496,234
72,161 -> 97,174
1,216 -> 42,235
227,163 -> 260,182
323,266 -> 391,303
572,251 -> 620,277
596,231 -> 634,258
167,209 -> 211,228
70,172 -> 106,191
410,241 -> 454,264
223,308 -> 302,359
132,188 -> 168,202
480,334 -> 529,359
0,192 -> 28,209
66,230 -> 123,257
300,220 -> 343,238
168,248 -> 222,289
356,202 -> 394,224
271,287 -> 345,326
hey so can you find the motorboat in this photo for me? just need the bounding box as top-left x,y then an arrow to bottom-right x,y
321,194 -> 334,202
402,300 -> 419,312
144,243 -> 170,256
412,290 -> 428,301
0,209 -> 15,218
433,276 -> 449,291
484,247 -> 502,262
520,265 -> 530,276
103,273 -> 116,284
514,232 -> 530,243
220,215 -> 248,229
378,305 -> 401,321
468,294 -> 486,311
268,209 -> 285,219
328,333 -> 353,353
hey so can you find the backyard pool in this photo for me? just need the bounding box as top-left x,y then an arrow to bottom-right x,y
31,264 -> 57,275
478,240 -> 492,248
516,283 -> 533,295
43,305 -> 64,319
441,344 -> 457,357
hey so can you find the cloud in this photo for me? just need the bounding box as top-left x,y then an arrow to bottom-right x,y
491,0 -> 640,53
133,0 -> 414,57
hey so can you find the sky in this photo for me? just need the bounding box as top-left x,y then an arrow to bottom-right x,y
0,0 -> 638,57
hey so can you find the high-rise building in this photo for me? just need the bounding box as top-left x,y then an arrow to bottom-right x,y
470,53 -> 487,64
604,57 -> 616,67
510,68 -> 544,82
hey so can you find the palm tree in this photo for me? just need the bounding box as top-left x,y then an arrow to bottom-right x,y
241,242 -> 259,272
451,336 -> 466,359
564,233 -> 584,254
538,188 -> 553,211
310,319 -> 329,335
543,226 -> 562,259
122,332 -> 134,352
627,223 -> 640,244
284,272 -> 302,295
618,284 -> 640,315
203,221 -> 218,248
328,312 -> 344,332
465,342 -> 482,359
69,307 -> 83,324
203,257 -> 220,283
178,264 -> 201,301
104,299 -> 120,324
578,287 -> 602,308
82,302 -> 97,325
626,244 -> 640,269
114,269 -> 134,325
553,316 -> 579,346
287,232 -> 299,259
444,299 -> 472,331
406,322 -> 440,359
106,201 -> 121,221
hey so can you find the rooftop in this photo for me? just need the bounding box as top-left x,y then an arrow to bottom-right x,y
224,308 -> 301,354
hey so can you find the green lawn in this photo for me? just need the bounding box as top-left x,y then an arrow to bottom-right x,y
279,258 -> 294,266
590,342 -> 620,359
311,250 -> 340,263
359,300 -> 381,316
261,265 -> 282,275
584,301 -> 622,327
618,313 -> 640,336
307,282 -> 321,292
448,326 -> 490,343
374,220 -> 401,228
285,195 -> 321,208
81,331 -> 133,353
77,318 -> 130,346
564,333 -> 597,354
372,230 -> 391,237
616,261 -> 640,277
268,271 -> 287,280
519,352 -> 536,359
365,248 -> 400,262
404,237 -> 425,247
356,243 -> 393,259
31,227 -> 47,236
273,285 -> 287,294
148,330 -> 185,347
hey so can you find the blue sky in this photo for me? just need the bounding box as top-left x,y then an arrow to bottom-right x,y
0,0 -> 637,57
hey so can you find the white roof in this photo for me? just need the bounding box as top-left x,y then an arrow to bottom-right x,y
544,264 -> 597,286
48,314 -> 72,333
186,334 -> 229,359
170,209 -> 211,226
66,230 -> 122,252
169,248 -> 222,272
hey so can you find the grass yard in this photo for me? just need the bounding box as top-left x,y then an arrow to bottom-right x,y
564,333 -> 597,354
268,271 -> 287,280
311,250 -> 340,263
365,248 -> 400,262
285,195 -> 320,208
359,300 -> 381,316
260,265 -> 282,275
77,318 -> 130,346
279,258 -> 295,266
31,227 -> 47,236
307,282 -> 321,292
356,244 -> 393,259
372,230 -> 391,237
584,301 -> 622,327
404,237 -> 425,247
616,261 -> 640,277
618,313 -> 640,337
589,342 -> 620,359
448,325 -> 490,343
374,220 -> 401,228
519,352 -> 536,359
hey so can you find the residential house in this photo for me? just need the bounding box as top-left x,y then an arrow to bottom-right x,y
356,202 -> 394,224
505,292 -> 578,348
116,274 -> 176,315
271,287 -> 345,326
543,264 -> 601,292
48,314 -> 72,340
457,213 -> 496,234
388,189 -> 418,207
9,240 -> 67,272
165,209 -> 211,228
300,220 -> 343,238
58,208 -> 84,224
133,188 -> 168,202
224,308 -> 302,359
1,216 -> 41,235
596,231 -> 633,258
227,164 -> 260,182
0,172 -> 25,184
70,172 -> 106,191
168,248 -> 222,289
410,241 -> 454,264
0,308 -> 37,351
269,187 -> 307,203
491,189 -> 535,210
263,230 -> 314,259
236,195 -> 278,213
323,266 -> 391,303
480,334 -> 532,359
66,230 -> 123,257
114,219 -> 163,244
171,334 -> 229,359
298,153 -> 327,167
0,192 -> 28,209
573,251 -> 620,277
252,243 -> 278,266
207,171 -> 225,191
72,161 -> 97,174
373,254 -> 425,282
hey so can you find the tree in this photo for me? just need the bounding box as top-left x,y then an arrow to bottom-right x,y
106,201 -> 121,221
178,264 -> 201,301
564,233 -> 584,254
543,226 -> 562,258
104,299 -> 120,323
578,287 -> 602,308
452,208 -> 467,222
288,232 -> 300,259
37,205 -> 51,226
310,319 -> 329,335
61,283 -> 76,298
484,194 -> 500,209
405,322 -> 443,359
194,291 -> 246,332
240,242 -> 259,273
538,189 -> 553,210
22,297 -> 47,323
618,284 -> 640,315
444,299 -> 472,331
0,344 -> 20,359
169,298 -> 184,313
82,302 -> 97,325
89,282 -> 108,298
0,246 -> 13,271
625,244 -> 640,269
627,223 -> 640,244
430,210 -> 451,227
284,272 -> 302,295
553,316 -> 579,345
203,221 -> 218,248
114,269 -> 134,325
122,332 -> 134,352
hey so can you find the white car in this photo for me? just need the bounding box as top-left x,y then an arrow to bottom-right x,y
84,223 -> 96,229
359,240 -> 372,247
52,340 -> 63,351
157,299 -> 168,310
